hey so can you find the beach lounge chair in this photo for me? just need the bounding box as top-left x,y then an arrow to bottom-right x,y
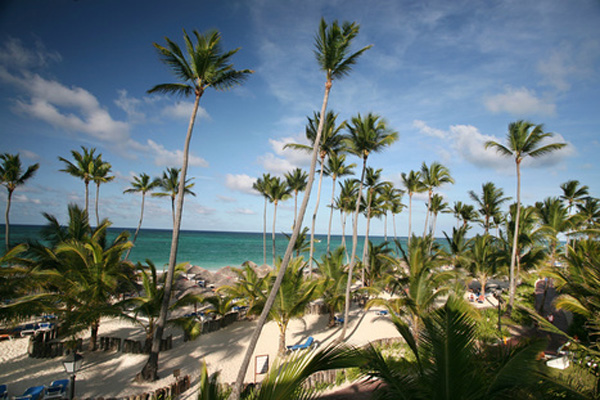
38,322 -> 54,332
19,324 -> 38,337
286,336 -> 315,352
0,384 -> 7,400
44,379 -> 69,400
376,310 -> 389,316
334,315 -> 344,325
13,386 -> 45,400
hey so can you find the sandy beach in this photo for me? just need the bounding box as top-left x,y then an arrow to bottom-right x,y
0,303 -> 400,399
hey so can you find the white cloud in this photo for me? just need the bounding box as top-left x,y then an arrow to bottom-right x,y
161,101 -> 210,120
190,204 -> 216,215
146,139 -> 209,168
115,89 -> 145,122
19,149 -> 40,160
257,134 -> 311,174
413,119 -> 447,139
232,208 -> 256,215
484,87 -> 556,117
225,173 -> 257,195
449,124 -> 510,170
217,195 -> 237,203
0,37 -> 61,70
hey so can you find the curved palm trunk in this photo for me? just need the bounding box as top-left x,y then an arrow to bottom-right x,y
508,161 -> 521,314
138,91 -> 201,382
423,191 -> 432,238
408,193 -> 413,245
5,190 -> 12,250
340,157 -> 366,340
293,190 -> 298,229
231,81 -> 331,400
262,197 -> 267,265
95,182 -> 101,227
125,192 -> 146,261
309,158 -> 326,271
327,175 -> 338,252
361,195 -> 372,285
272,200 -> 279,266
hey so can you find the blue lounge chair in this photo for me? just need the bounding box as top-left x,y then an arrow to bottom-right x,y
286,336 -> 315,352
334,315 -> 344,325
376,310 -> 389,316
0,384 -> 7,400
13,386 -> 45,400
44,380 -> 69,400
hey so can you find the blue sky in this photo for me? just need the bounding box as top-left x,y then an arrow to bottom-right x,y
0,0 -> 599,237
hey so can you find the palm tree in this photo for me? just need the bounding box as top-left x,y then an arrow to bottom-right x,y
260,257 -> 317,354
358,297 -> 548,399
360,167 -> 390,282
334,178 -> 359,260
535,197 -> 572,265
560,179 -> 589,249
575,197 -> 600,238
286,110 -> 346,269
217,264 -> 269,317
284,168 -> 308,230
0,153 -> 39,250
266,176 -> 291,265
466,234 -> 500,302
315,247 -> 349,327
139,28 -> 252,382
152,167 -> 196,226
90,155 -> 114,227
123,173 -> 160,260
341,112 -> 398,339
253,173 -> 274,266
401,169 -> 424,245
427,193 -> 448,239
469,182 -> 510,234
420,161 -> 454,238
232,19 -> 371,398
443,225 -> 471,269
450,201 -> 466,228
485,120 -> 566,312
380,183 -> 404,241
323,153 -> 355,252
59,146 -> 97,216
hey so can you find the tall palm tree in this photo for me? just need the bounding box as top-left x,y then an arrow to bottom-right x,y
450,201 -> 466,228
401,169 -> 424,245
466,234 -> 500,302
575,197 -> 600,237
460,203 -> 479,229
420,161 -> 454,238
123,173 -> 160,260
139,28 -> 252,382
324,153 -> 355,252
360,167 -> 390,282
0,153 -> 39,250
266,176 -> 291,265
468,182 -> 510,234
59,146 -> 97,216
232,19 -> 371,398
286,110 -> 346,269
380,183 -> 403,241
284,168 -> 308,230
253,173 -> 274,266
535,197 -> 572,265
427,193 -> 448,239
560,180 -> 589,249
485,120 -> 566,312
341,112 -> 398,339
152,167 -> 195,226
91,155 -> 114,227
335,178 -> 359,260
315,247 -> 349,327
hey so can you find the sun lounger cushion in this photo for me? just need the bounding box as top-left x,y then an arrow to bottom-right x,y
0,384 -> 7,400
286,336 -> 315,351
44,380 -> 69,400
14,386 -> 45,400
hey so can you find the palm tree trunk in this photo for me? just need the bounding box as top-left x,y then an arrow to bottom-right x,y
278,323 -> 287,355
84,180 -> 90,218
272,200 -> 278,266
508,162 -> 521,314
327,176 -> 337,252
137,91 -> 201,382
423,190 -> 432,238
293,191 -> 298,229
90,320 -> 99,351
5,190 -> 12,250
362,209 -> 372,285
340,157 -> 366,340
309,158 -> 325,272
392,213 -> 398,242
95,182 -> 100,227
408,193 -> 413,245
262,197 -> 267,265
231,81 -> 332,400
171,196 -> 176,227
384,213 -> 388,241
341,211 -> 349,262
125,192 -> 146,261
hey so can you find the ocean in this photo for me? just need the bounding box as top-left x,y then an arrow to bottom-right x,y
2,224 -> 410,271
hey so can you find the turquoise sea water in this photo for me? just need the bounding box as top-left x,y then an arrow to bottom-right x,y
2,224 -> 411,271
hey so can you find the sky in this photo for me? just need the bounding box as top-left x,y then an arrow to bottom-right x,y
0,0 -> 599,238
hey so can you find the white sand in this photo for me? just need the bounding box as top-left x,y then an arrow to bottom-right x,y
0,304 -> 400,399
